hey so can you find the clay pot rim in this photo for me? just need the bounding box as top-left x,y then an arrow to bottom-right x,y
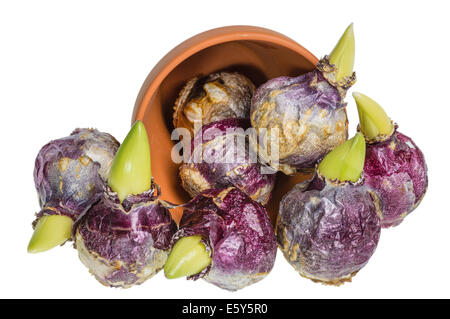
132,25 -> 319,123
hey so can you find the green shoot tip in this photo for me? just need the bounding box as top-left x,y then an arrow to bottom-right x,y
164,235 -> 211,279
108,120 -> 152,201
318,132 -> 366,183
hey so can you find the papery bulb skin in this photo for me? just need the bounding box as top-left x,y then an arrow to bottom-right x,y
171,188 -> 277,291
363,130 -> 428,227
31,128 -> 119,248
276,133 -> 380,285
250,59 -> 353,175
250,25 -> 356,175
173,72 -> 255,135
179,118 -> 275,205
75,182 -> 177,288
276,174 -> 381,285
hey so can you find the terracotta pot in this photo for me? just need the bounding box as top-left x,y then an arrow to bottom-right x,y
132,25 -> 318,224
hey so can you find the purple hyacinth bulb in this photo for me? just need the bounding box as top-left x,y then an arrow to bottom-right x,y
76,182 -> 177,288
276,174 -> 381,285
33,128 -> 119,227
363,130 -> 428,227
250,58 -> 355,175
353,92 -> 428,227
173,187 -> 277,291
179,118 -> 275,205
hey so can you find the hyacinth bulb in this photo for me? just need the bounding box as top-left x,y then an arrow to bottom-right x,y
354,92 -> 428,227
250,24 -> 356,175
28,128 -> 119,253
173,72 -> 255,135
75,184 -> 177,288
276,133 -> 381,285
75,121 -> 177,288
76,121 -> 176,288
179,118 -> 275,205
167,188 -> 277,291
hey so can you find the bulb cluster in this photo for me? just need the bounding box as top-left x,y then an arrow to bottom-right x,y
28,23 -> 427,290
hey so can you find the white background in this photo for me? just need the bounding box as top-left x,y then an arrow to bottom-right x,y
0,0 -> 448,299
